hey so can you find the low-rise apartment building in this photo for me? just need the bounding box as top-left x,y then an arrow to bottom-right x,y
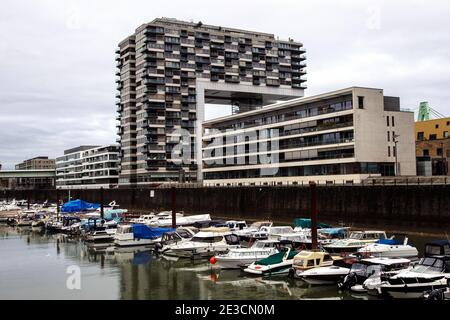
56,145 -> 120,189
202,87 -> 416,186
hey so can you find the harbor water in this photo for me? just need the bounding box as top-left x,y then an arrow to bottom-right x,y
0,226 -> 436,300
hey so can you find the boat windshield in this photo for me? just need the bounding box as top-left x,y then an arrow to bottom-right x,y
178,230 -> 193,239
117,225 -> 132,234
414,257 -> 445,273
349,232 -> 363,240
191,235 -> 223,243
350,263 -> 368,275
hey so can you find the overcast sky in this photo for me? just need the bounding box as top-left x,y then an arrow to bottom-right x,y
1,0 -> 450,169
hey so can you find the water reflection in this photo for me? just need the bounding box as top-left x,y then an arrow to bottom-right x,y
0,226 -> 437,300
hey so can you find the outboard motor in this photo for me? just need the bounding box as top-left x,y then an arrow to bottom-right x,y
338,272 -> 358,290
425,288 -> 446,300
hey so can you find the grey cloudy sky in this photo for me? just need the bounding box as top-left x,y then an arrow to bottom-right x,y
1,0 -> 450,169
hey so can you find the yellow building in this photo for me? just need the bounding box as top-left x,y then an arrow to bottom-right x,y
415,117 -> 450,141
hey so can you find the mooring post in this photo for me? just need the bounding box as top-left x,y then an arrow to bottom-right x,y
309,181 -> 318,251
27,190 -> 30,210
100,187 -> 104,220
56,189 -> 60,217
171,186 -> 177,229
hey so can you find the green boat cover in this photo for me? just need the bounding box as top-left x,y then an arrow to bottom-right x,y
294,218 -> 332,229
257,250 -> 298,266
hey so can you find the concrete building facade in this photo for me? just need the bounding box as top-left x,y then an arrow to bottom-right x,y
116,18 -> 306,187
12,157 -> 55,189
202,87 -> 416,186
56,145 -> 120,189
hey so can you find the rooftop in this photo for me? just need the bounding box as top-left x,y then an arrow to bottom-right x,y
137,17 -> 303,45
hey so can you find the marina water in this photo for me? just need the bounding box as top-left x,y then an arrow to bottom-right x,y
0,226 -> 436,300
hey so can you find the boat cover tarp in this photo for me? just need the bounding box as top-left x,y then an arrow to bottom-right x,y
61,200 -> 100,213
294,218 -> 332,229
133,224 -> 175,240
257,250 -> 298,266
376,239 -> 402,245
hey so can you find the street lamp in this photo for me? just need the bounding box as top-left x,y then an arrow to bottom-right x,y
393,134 -> 400,176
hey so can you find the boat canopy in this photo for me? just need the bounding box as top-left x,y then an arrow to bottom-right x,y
425,240 -> 450,257
61,200 -> 100,213
376,239 -> 403,245
133,224 -> 175,240
318,228 -> 349,237
257,250 -> 297,265
294,218 -> 332,229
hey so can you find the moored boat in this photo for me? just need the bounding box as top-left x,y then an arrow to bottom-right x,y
244,247 -> 298,276
214,239 -> 280,269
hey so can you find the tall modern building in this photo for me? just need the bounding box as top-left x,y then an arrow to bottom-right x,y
202,87 -> 417,186
116,18 -> 307,187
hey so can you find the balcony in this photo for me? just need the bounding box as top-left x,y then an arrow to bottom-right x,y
292,83 -> 307,89
144,78 -> 165,85
145,27 -> 164,35
147,43 -> 165,51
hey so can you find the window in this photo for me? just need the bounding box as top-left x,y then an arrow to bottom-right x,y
388,146 -> 391,157
386,116 -> 390,127
423,149 -> 429,156
391,116 -> 395,127
430,134 -> 437,140
436,124 -> 440,129
393,146 -> 397,157
437,148 -> 443,156
387,131 -> 390,142
358,96 -> 364,109
444,131 -> 448,138
417,132 -> 424,140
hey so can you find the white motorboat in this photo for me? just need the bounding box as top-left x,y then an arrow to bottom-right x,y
357,237 -> 419,259
84,227 -> 116,242
214,240 -> 280,269
130,214 -> 156,224
114,224 -> 159,247
337,257 -> 412,293
324,231 -> 388,254
233,221 -> 273,241
380,255 -> 450,299
289,250 -> 345,280
147,212 -> 210,228
115,225 -> 195,247
244,247 -> 298,276
300,265 -> 350,285
362,258 -> 413,295
163,227 -> 240,259
154,227 -> 198,254
259,226 -> 294,241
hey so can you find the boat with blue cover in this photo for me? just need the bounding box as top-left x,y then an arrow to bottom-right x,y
114,224 -> 175,247
244,247 -> 298,276
357,236 -> 419,259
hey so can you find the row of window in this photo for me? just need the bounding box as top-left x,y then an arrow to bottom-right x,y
203,162 -> 396,180
417,131 -> 449,141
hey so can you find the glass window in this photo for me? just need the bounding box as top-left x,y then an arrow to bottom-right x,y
358,96 -> 364,109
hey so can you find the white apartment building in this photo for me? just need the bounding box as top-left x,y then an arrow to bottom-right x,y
202,87 -> 417,186
56,145 -> 120,189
